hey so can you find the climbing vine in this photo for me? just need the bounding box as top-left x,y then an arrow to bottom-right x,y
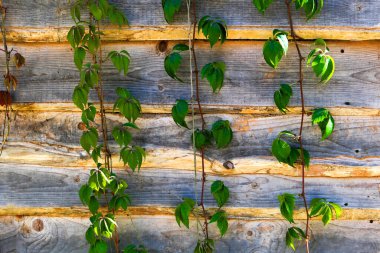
252,0 -> 342,252
67,1 -> 146,252
0,4 -> 25,155
163,1 -> 232,252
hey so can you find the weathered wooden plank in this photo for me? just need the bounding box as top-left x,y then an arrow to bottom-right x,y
1,111 -> 380,177
2,103 -> 380,117
1,206 -> 379,222
2,41 -> 380,108
4,26 -> 380,43
1,0 -> 380,41
1,216 -> 379,253
0,164 -> 379,209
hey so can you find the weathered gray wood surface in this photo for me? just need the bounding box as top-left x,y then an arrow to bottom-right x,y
0,163 -> 379,209
1,111 -> 380,178
1,216 -> 380,253
2,0 -> 379,29
1,41 -> 380,108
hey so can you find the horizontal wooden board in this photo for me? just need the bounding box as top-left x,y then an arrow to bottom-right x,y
1,41 -> 380,109
1,111 -> 380,177
1,0 -> 380,41
2,103 -> 380,117
0,164 -> 379,209
1,216 -> 379,253
0,206 -> 379,222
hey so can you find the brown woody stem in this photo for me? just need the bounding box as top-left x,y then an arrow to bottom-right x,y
191,0 -> 209,240
285,1 -> 310,252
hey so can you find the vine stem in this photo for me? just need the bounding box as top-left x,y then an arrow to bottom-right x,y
90,15 -> 118,253
284,1 -> 310,252
0,5 -> 12,156
190,0 -> 209,240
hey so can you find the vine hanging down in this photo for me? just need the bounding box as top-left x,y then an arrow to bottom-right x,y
0,4 -> 25,156
252,0 -> 342,252
68,1 -> 146,253
163,0 -> 232,252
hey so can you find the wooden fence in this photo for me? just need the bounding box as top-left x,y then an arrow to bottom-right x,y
0,1 -> 379,252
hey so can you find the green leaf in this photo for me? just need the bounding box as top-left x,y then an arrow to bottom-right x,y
278,193 -> 296,223
108,50 -> 131,76
162,0 -> 182,23
210,210 -> 228,236
174,198 -> 195,228
173,44 -> 189,52
72,85 -> 89,110
272,138 -> 291,163
312,108 -> 335,140
309,198 -> 342,226
273,29 -> 289,54
70,4 -> 81,23
88,196 -> 99,214
164,52 -> 184,82
79,184 -> 92,205
114,87 -> 142,122
67,25 -> 85,48
85,226 -> 97,244
299,148 -> 311,168
274,83 -> 293,114
74,47 -> 86,70
89,3 -> 103,20
172,99 -> 189,128
201,62 -> 226,93
80,127 -> 98,153
307,39 -> 335,83
211,180 -> 230,207
108,5 -> 129,27
192,129 -> 213,150
252,0 -> 274,14
198,16 -> 228,48
286,227 -> 306,251
194,239 -> 215,253
123,244 -> 148,253
94,240 -> 108,253
112,126 -> 132,147
303,0 -> 324,20
120,146 -> 146,172
263,39 -> 284,68
81,104 -> 96,126
211,120 -> 233,149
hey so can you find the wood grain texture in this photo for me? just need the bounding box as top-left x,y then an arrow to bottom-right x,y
0,164 -> 379,209
1,111 -> 380,177
0,206 -> 379,222
1,216 -> 380,253
1,0 -> 380,41
2,103 -> 380,117
1,41 -> 380,109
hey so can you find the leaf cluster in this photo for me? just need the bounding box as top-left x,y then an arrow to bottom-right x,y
312,108 -> 335,140
307,39 -> 335,83
309,198 -> 342,226
164,44 -> 189,82
174,181 -> 230,240
198,16 -> 228,48
253,0 -> 323,19
274,83 -> 293,114
271,131 -> 310,168
263,29 -> 288,68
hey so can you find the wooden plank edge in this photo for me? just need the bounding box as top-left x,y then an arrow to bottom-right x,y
0,206 -> 378,221
3,25 -> 380,42
2,144 -> 380,178
2,103 -> 380,116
